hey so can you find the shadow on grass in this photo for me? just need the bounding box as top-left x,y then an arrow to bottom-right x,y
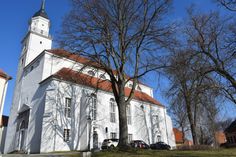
92,148 -> 236,157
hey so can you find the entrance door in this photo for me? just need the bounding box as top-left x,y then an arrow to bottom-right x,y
19,120 -> 26,151
93,131 -> 98,149
19,129 -> 25,150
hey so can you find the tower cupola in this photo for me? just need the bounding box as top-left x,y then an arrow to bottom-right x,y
32,0 -> 49,19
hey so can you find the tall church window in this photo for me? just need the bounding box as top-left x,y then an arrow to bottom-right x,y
128,134 -> 133,143
90,94 -> 97,120
63,129 -> 70,142
153,115 -> 159,129
110,98 -> 116,123
127,104 -> 132,125
65,98 -> 71,118
157,135 -> 161,142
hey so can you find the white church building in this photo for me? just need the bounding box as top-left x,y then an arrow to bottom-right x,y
4,1 -> 176,154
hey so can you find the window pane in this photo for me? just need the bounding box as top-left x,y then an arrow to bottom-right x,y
127,105 -> 131,125
63,129 -> 70,142
89,94 -> 97,120
65,98 -> 72,118
128,134 -> 133,143
88,70 -> 95,76
110,132 -> 117,139
110,99 -> 116,123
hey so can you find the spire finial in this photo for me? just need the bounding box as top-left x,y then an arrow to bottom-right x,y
32,0 -> 49,19
41,0 -> 45,11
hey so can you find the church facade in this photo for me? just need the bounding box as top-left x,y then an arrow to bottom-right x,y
4,1 -> 176,153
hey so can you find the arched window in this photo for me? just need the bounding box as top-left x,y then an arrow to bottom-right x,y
65,98 -> 72,118
88,70 -> 95,76
157,135 -> 161,142
110,98 -> 116,123
90,94 -> 97,120
99,74 -> 106,79
127,104 -> 132,125
20,120 -> 25,130
153,115 -> 159,129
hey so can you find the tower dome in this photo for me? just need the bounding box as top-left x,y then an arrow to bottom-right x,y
32,0 -> 49,19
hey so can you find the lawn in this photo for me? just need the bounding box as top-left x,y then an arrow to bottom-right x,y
92,148 -> 236,157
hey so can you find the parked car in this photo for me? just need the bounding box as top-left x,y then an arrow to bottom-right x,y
150,142 -> 171,150
130,140 -> 149,149
101,139 -> 119,149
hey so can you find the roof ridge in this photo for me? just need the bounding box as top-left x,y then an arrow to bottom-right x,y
47,49 -> 150,87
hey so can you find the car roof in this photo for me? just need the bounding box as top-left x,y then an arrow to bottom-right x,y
104,138 -> 119,140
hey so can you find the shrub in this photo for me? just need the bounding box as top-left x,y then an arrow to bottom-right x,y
177,145 -> 213,151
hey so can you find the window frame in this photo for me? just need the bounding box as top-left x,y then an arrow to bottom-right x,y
153,114 -> 159,129
128,134 -> 133,143
110,98 -> 116,123
110,132 -> 117,139
65,97 -> 72,118
63,129 -> 70,142
127,104 -> 132,125
88,70 -> 95,76
90,94 -> 97,120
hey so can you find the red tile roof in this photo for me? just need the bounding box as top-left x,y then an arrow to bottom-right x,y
47,49 -> 101,68
48,68 -> 164,107
0,115 -> 9,127
173,128 -> 184,144
0,69 -> 11,80
47,49 -> 149,87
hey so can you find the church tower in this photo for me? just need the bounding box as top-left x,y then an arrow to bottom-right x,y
21,0 -> 52,66
4,1 -> 52,153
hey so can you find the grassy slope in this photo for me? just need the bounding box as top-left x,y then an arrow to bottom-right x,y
92,148 -> 236,157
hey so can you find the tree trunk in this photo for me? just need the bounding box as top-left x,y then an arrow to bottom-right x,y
117,89 -> 128,149
185,95 -> 198,145
181,125 -> 185,144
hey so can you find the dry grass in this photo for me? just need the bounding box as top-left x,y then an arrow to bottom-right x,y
91,148 -> 236,157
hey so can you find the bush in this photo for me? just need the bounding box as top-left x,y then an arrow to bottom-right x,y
177,145 -> 213,151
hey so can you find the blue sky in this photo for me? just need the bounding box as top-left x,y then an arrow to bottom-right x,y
0,0 -> 235,119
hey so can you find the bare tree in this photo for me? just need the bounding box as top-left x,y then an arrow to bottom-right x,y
216,0 -> 236,11
165,48 -> 221,145
196,91 -> 220,146
167,91 -> 189,143
185,9 -> 236,104
165,50 -> 201,145
59,0 -> 175,148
